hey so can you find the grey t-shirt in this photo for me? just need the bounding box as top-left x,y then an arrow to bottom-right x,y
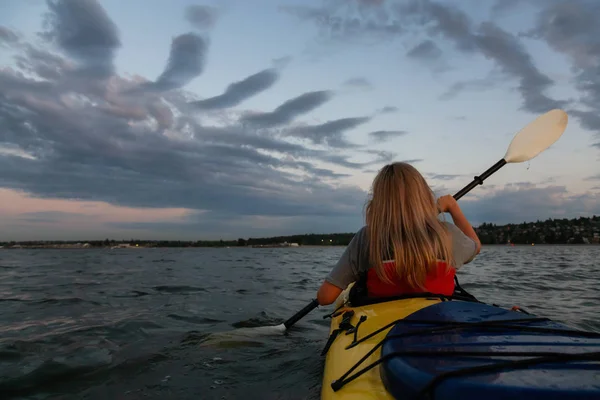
325,221 -> 478,290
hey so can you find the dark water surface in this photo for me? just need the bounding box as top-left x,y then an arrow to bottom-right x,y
1,246 -> 599,399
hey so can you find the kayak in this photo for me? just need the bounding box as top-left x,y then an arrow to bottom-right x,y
320,282 -> 600,400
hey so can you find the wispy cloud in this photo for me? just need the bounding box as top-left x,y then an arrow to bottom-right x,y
369,130 -> 407,143
343,77 -> 373,89
461,184 -> 600,225
185,4 -> 219,31
406,40 -> 442,60
190,68 -> 279,110
523,0 -> 600,145
0,0 -> 397,234
240,90 -> 333,127
286,116 -> 370,148
136,33 -> 207,92
41,0 -> 121,78
378,106 -> 399,114
0,25 -> 19,44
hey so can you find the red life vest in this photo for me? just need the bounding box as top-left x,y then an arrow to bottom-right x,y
366,260 -> 456,297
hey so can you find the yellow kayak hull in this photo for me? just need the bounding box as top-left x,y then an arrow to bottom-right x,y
320,285 -> 442,400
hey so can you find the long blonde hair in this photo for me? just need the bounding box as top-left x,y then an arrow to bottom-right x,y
365,162 -> 453,289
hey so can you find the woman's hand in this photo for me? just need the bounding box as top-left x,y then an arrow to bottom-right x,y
437,194 -> 458,214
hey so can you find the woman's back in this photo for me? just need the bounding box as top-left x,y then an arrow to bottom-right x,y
325,221 -> 479,297
316,162 -> 481,305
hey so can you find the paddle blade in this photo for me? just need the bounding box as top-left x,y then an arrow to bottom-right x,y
503,109 -> 568,163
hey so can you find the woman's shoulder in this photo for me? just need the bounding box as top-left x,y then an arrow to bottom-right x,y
351,225 -> 368,244
440,220 -> 461,235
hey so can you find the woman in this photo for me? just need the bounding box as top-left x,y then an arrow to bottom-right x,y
316,162 -> 481,305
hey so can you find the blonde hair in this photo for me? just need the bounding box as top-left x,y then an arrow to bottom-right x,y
365,162 -> 453,290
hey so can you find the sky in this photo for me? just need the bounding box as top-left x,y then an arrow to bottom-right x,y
0,0 -> 599,241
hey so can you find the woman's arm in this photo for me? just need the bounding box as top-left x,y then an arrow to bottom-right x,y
315,227 -> 365,305
438,195 -> 481,254
317,281 -> 343,305
449,204 -> 481,255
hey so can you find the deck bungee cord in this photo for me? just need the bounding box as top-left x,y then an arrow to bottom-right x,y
327,298 -> 600,395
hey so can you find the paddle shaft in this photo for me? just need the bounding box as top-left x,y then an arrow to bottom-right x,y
453,159 -> 507,200
284,298 -> 319,329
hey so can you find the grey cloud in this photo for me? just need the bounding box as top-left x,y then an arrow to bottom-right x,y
272,55 -> 292,69
140,33 -> 207,92
343,77 -> 372,88
369,130 -> 407,143
185,5 -> 218,30
108,213 -> 364,239
406,39 -> 442,60
0,26 -> 19,44
439,78 -> 495,100
289,0 -> 564,114
286,116 -> 370,148
41,0 -> 120,78
401,158 -> 423,164
401,0 -> 564,113
0,40 -> 381,227
525,0 -> 600,144
13,45 -> 71,81
490,0 -> 535,18
280,3 -> 403,44
476,22 -> 565,113
584,174 -> 600,181
147,100 -> 174,130
240,90 -> 333,127
460,185 -> 600,225
18,211 -> 89,223
379,106 -> 399,114
428,174 -> 463,181
190,68 -> 279,110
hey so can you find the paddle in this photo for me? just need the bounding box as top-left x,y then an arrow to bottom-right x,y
454,109 -> 568,200
281,108 -> 569,331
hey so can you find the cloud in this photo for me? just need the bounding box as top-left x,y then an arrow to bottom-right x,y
0,26 -> 20,44
368,130 -> 407,143
189,68 -> 279,110
280,3 -> 403,44
490,0 -> 526,18
428,173 -> 464,181
286,0 -> 565,114
460,184 -> 600,225
397,0 -> 566,113
185,5 -> 219,30
286,116 -> 370,148
343,77 -> 372,89
40,0 -> 121,78
0,1 -> 394,238
240,90 -> 333,127
584,174 -> 600,181
378,106 -> 399,114
406,39 -> 442,60
17,210 -> 89,224
439,76 -> 498,100
137,33 -> 208,92
523,0 -> 600,144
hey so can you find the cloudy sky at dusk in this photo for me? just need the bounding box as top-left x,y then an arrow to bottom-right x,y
0,0 -> 599,241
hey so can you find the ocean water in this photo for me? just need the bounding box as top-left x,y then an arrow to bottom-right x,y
1,245 -> 599,399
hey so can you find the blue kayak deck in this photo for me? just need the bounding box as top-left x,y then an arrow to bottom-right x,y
380,301 -> 600,400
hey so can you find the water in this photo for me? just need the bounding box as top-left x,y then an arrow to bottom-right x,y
1,246 -> 599,399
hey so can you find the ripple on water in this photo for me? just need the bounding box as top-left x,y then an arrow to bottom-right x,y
0,246 -> 597,400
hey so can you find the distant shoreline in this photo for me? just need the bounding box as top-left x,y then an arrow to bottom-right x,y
1,215 -> 598,248
0,243 -> 597,250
